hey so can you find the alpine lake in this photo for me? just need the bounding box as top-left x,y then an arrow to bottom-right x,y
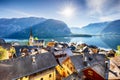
5,35 -> 120,50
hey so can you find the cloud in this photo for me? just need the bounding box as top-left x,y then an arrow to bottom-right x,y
100,13 -> 120,21
0,8 -> 37,18
86,0 -> 106,15
5,9 -> 33,17
86,0 -> 120,21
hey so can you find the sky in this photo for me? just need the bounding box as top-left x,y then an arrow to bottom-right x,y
0,0 -> 120,28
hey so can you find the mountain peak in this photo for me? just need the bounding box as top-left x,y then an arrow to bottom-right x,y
0,17 -> 71,39
70,19 -> 120,35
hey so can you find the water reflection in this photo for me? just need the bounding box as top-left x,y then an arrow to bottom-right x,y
69,35 -> 120,50
44,37 -> 71,43
5,35 -> 120,50
51,35 -> 120,50
100,35 -> 120,49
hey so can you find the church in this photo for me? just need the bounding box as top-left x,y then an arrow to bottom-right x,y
28,29 -> 44,47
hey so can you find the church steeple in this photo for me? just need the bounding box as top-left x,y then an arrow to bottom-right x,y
30,28 -> 33,37
28,28 -> 34,46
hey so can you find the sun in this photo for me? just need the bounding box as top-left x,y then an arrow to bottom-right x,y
60,7 -> 74,18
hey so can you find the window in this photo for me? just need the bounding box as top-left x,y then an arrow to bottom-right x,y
49,74 -> 52,78
70,67 -> 72,71
67,71 -> 70,75
40,78 -> 43,80
67,64 -> 69,67
25,76 -> 28,78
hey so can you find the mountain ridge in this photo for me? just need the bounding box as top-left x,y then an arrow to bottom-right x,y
70,19 -> 120,35
0,17 -> 71,39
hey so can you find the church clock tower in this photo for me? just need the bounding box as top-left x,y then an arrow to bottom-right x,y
28,29 -> 34,46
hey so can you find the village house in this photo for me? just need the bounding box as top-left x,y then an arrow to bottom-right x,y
14,46 -> 38,57
63,72 -> 82,80
0,42 -> 15,60
0,52 -> 58,80
109,55 -> 120,79
56,53 -> 109,80
14,45 -> 48,57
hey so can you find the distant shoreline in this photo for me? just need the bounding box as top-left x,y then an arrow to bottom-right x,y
2,34 -> 120,39
70,34 -> 92,37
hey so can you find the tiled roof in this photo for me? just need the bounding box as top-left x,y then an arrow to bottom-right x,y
69,54 -> 109,79
0,52 -> 57,80
0,43 -> 12,50
111,56 -> 120,67
69,54 -> 107,72
109,57 -> 120,79
91,64 -> 106,78
0,39 -> 6,44
55,48 -> 73,64
63,72 -> 82,80
69,55 -> 84,72
14,46 -> 38,57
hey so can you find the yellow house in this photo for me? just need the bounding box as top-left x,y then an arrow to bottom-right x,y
55,55 -> 83,78
0,43 -> 15,60
62,72 -> 82,80
18,67 -> 56,80
47,41 -> 55,47
56,54 -> 109,80
0,52 -> 57,80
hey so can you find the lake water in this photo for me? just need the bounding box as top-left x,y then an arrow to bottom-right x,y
5,35 -> 120,50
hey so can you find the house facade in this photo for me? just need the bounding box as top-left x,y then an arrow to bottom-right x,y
0,52 -> 57,80
56,54 -> 109,80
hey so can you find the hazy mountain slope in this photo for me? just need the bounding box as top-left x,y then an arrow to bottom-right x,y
70,20 -> 120,35
5,19 -> 71,39
102,20 -> 120,34
71,22 -> 109,35
0,17 -> 46,37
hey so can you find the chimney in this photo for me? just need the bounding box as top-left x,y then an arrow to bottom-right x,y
32,56 -> 36,63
